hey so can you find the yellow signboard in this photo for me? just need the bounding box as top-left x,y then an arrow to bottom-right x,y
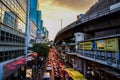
79,43 -> 84,50
105,38 -> 118,51
84,42 -> 92,50
79,38 -> 119,51
96,40 -> 105,50
79,42 -> 92,50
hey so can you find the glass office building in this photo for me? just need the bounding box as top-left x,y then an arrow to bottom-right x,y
30,0 -> 38,25
29,0 -> 42,35
37,11 -> 42,34
0,0 -> 26,79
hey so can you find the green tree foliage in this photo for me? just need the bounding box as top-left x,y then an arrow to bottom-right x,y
32,43 -> 50,57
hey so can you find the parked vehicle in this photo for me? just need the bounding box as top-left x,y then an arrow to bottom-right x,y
46,65 -> 52,71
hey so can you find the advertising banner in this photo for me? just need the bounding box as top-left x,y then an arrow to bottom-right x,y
96,40 -> 105,50
79,42 -> 92,50
26,69 -> 32,78
84,42 -> 92,50
79,43 -> 84,50
105,38 -> 118,51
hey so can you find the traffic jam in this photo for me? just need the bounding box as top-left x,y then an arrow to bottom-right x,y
43,49 -> 65,80
43,49 -> 86,80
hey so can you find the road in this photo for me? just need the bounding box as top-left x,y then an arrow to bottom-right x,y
46,49 -> 65,80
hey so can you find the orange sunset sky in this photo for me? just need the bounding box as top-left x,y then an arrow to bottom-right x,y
38,0 -> 97,40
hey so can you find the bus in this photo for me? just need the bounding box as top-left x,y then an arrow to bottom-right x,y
64,68 -> 87,80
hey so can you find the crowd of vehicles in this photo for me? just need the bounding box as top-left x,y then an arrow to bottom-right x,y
42,48 -> 87,80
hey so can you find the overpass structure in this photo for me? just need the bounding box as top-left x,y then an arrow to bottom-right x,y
55,1 -> 120,44
54,0 -> 120,74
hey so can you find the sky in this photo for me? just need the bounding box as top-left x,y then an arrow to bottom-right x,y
38,0 -> 97,40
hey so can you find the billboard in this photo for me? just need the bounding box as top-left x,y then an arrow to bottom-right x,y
96,40 -> 105,50
79,42 -> 92,50
79,43 -> 84,50
79,38 -> 119,51
84,42 -> 92,50
105,38 -> 118,51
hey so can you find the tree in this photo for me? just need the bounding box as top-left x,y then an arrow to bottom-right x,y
32,43 -> 50,58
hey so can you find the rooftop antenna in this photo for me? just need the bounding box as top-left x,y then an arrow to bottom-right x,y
61,18 -> 62,29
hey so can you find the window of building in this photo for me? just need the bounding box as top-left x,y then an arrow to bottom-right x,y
5,32 -> 9,42
1,30 -> 5,42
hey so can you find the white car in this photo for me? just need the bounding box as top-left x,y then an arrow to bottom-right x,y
46,65 -> 52,70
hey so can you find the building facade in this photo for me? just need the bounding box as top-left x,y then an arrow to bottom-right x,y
29,0 -> 42,34
55,0 -> 120,79
29,0 -> 45,43
36,11 -> 42,34
29,20 -> 37,47
0,0 -> 26,79
30,0 -> 38,25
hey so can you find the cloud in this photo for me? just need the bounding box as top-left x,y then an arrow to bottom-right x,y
39,0 -> 97,12
39,0 -> 97,40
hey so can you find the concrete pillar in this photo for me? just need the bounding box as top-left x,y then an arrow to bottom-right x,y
25,0 -> 30,55
83,60 -> 87,76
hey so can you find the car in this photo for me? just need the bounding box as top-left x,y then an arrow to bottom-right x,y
43,72 -> 51,80
46,65 -> 52,71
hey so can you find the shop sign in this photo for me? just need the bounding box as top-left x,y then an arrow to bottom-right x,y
79,42 -> 92,50
105,38 -> 118,51
96,40 -> 105,50
26,69 -> 32,78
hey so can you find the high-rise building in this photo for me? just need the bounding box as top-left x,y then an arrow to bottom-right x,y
29,0 -> 43,40
29,0 -> 49,43
39,27 -> 49,43
37,11 -> 42,34
29,20 -> 37,47
30,0 -> 42,31
30,0 -> 38,25
0,0 -> 26,79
